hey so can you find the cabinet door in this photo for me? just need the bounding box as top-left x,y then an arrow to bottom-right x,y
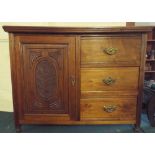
14,35 -> 76,122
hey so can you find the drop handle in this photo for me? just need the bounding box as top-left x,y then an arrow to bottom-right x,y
103,105 -> 117,113
103,77 -> 116,85
103,47 -> 118,55
70,76 -> 76,86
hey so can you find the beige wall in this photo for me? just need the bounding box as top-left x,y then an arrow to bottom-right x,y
135,22 -> 155,26
0,22 -> 125,112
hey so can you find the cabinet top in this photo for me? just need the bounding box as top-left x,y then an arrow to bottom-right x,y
3,26 -> 152,34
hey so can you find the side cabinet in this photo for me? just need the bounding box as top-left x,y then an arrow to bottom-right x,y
3,26 -> 151,132
11,35 -> 77,126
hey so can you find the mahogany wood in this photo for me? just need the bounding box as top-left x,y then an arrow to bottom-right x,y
126,22 -> 135,27
3,26 -> 151,34
3,26 -> 151,132
81,67 -> 139,92
80,97 -> 136,121
81,36 -> 141,66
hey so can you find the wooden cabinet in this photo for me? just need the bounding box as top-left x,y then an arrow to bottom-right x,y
3,26 -> 151,132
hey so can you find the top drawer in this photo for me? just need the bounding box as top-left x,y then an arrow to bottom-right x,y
81,35 -> 142,67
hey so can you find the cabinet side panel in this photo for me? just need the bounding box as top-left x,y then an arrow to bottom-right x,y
136,33 -> 147,127
9,33 -> 21,128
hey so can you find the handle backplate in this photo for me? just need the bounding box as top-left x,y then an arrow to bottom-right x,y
103,77 -> 116,85
104,48 -> 118,55
103,105 -> 117,113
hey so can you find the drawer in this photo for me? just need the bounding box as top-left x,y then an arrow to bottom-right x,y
80,98 -> 136,121
81,67 -> 139,92
81,36 -> 142,66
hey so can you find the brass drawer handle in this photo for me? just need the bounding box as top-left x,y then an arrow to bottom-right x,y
104,48 -> 118,55
103,77 -> 116,85
103,105 -> 117,113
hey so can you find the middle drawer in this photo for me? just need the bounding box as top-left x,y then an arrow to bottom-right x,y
81,67 -> 139,92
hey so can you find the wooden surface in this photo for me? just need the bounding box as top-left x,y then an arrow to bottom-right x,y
126,22 -> 135,27
22,44 -> 69,115
80,32 -> 145,129
9,34 -> 77,129
136,34 -> 147,128
81,67 -> 139,91
3,26 -> 152,33
81,36 -> 141,66
80,97 -> 136,121
3,26 -> 148,131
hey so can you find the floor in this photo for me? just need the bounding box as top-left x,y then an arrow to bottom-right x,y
0,111 -> 155,133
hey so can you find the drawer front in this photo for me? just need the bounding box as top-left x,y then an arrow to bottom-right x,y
81,67 -> 139,92
81,36 -> 142,66
80,98 -> 136,121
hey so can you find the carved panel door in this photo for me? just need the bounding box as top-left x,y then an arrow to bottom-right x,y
15,35 -> 76,122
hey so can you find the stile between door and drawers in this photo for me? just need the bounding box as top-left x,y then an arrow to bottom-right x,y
3,26 -> 151,132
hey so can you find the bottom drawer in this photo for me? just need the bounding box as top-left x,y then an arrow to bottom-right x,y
80,98 -> 137,121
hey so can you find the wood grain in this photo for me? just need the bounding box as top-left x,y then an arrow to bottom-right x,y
136,33 -> 147,128
81,67 -> 139,92
3,26 -> 152,34
80,98 -> 136,121
81,36 -> 141,66
3,26 -> 148,131
13,35 -> 77,122
22,44 -> 67,114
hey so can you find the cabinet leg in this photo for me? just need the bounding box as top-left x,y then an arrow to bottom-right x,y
133,125 -> 144,133
15,125 -> 22,133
